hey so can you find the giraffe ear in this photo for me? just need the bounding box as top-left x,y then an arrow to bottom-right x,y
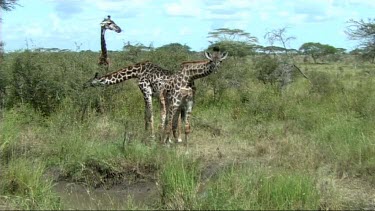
204,51 -> 212,60
220,52 -> 228,61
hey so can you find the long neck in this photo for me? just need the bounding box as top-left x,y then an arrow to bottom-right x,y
181,61 -> 215,81
99,28 -> 108,64
96,62 -> 149,85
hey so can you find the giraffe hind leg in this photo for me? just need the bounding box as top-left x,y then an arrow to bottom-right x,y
183,99 -> 194,147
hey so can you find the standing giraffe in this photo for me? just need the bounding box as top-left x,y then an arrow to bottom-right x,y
98,15 -> 122,70
84,61 -> 174,138
162,47 -> 228,145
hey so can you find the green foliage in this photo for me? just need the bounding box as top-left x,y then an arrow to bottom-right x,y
346,18 -> 375,63
7,52 -> 65,115
253,55 -> 279,84
208,28 -> 258,43
0,158 -> 61,209
147,43 -> 198,71
299,42 -> 339,63
208,28 -> 258,57
208,40 -> 256,57
0,105 -> 42,164
0,49 -> 374,209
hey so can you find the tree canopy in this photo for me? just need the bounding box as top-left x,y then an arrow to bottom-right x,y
299,42 -> 338,63
0,0 -> 18,11
207,28 -> 258,57
346,18 -> 375,63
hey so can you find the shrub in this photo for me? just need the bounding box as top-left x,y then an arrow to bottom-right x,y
254,55 -> 279,85
7,52 -> 64,115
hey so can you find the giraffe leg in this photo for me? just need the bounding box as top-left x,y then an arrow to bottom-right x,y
171,106 -> 181,143
159,91 -> 167,132
144,98 -> 154,137
163,104 -> 175,145
177,115 -> 182,143
141,86 -> 154,138
183,99 -> 194,147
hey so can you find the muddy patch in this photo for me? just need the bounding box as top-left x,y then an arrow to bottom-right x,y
54,180 -> 158,210
47,159 -> 160,209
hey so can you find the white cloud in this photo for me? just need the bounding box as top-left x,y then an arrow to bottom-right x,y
179,27 -> 193,36
164,0 -> 202,17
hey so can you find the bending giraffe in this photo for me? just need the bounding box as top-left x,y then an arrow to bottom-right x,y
98,15 -> 122,70
162,47 -> 228,146
84,61 -> 175,138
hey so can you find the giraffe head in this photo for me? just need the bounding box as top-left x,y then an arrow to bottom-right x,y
204,47 -> 228,72
100,15 -> 122,33
83,72 -> 102,89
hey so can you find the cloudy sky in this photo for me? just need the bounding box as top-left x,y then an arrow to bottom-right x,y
1,0 -> 374,52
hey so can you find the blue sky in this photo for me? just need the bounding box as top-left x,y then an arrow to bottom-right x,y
1,0 -> 374,52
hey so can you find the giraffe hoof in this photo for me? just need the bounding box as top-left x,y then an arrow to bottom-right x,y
177,138 -> 183,143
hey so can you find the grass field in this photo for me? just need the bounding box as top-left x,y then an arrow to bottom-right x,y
0,50 -> 374,210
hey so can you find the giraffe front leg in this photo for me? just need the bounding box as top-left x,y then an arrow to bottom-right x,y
159,92 -> 167,132
163,104 -> 174,145
143,94 -> 154,139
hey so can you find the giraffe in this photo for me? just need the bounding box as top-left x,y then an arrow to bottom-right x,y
84,61 -> 175,138
162,47 -> 228,146
98,15 -> 122,70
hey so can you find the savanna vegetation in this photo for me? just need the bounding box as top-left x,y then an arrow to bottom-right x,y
1,21 -> 375,209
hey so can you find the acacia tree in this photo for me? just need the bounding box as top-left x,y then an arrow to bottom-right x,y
264,27 -> 296,57
346,18 -> 375,63
0,0 -> 18,11
207,28 -> 258,57
299,42 -> 338,63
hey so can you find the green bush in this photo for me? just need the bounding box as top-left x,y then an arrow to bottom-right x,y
7,52 -> 64,115
254,55 -> 279,85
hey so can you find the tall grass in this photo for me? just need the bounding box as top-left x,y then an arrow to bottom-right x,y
198,163 -> 320,210
0,158 -> 60,209
159,151 -> 201,210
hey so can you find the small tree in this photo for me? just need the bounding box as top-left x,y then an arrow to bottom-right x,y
264,27 -> 296,58
207,28 -> 258,58
346,18 -> 375,63
148,43 -> 195,71
122,41 -> 151,62
299,42 -> 338,63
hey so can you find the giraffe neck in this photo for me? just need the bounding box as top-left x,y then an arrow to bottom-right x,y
181,61 -> 215,81
96,62 -> 150,85
99,28 -> 108,65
